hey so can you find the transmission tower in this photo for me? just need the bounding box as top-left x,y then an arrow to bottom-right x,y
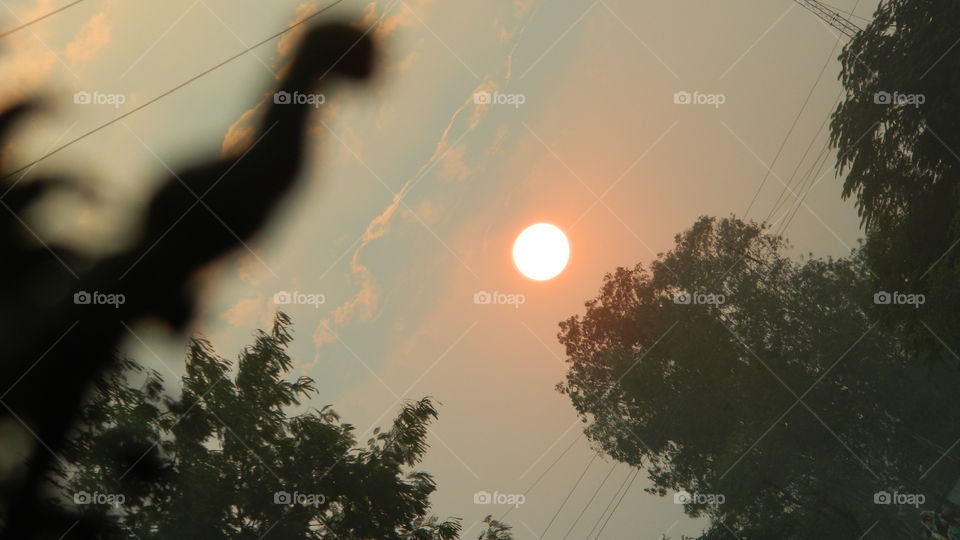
794,0 -> 863,39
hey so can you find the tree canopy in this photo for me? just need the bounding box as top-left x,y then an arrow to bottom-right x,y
558,216 -> 960,539
53,312 -> 512,540
831,0 -> 960,361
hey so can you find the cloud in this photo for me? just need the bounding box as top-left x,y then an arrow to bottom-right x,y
311,264 -> 379,346
65,12 -> 111,64
386,48 -> 416,74
437,144 -> 469,183
220,3 -> 322,156
306,93 -> 475,357
0,0 -> 60,97
488,126 -> 510,157
221,100 -> 265,156
224,0 -> 538,372
221,294 -> 265,328
401,198 -> 442,226
306,0 -> 543,353
308,191 -> 400,350
359,0 -> 422,42
222,0 -> 442,155
277,2 -> 321,58
235,253 -> 274,285
0,0 -> 125,101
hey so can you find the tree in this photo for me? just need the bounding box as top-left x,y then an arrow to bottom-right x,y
830,0 -> 960,361
476,516 -> 512,540
54,313 -> 510,539
0,22 -> 377,536
558,216 -> 960,539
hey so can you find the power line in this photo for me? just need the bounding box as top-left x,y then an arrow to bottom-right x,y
746,0 -> 864,222
775,140 -> 830,230
1,0 -> 349,181
594,469 -> 638,539
794,0 -> 863,38
764,99 -> 835,224
541,452 -> 598,539
768,0 -> 865,231
584,468 -> 634,540
498,432 -> 583,522
743,33 -> 839,220
0,0 -> 87,39
777,139 -> 832,235
780,139 -> 830,228
817,0 -> 872,23
560,461 -> 619,540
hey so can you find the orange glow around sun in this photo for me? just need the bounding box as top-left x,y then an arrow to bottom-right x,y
512,223 -> 570,281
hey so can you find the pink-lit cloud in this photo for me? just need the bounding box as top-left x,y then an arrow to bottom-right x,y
65,12 -> 111,64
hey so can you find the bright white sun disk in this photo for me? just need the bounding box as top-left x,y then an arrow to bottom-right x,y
513,223 -> 570,281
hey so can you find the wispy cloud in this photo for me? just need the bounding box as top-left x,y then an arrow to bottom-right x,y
221,293 -> 266,328
0,0 -> 61,96
308,1 -> 540,355
221,2 -> 325,156
65,11 -> 111,64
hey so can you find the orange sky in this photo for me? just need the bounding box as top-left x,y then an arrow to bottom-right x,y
2,0 -> 876,536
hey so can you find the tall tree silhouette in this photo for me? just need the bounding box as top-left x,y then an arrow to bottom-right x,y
558,216 -> 960,539
0,21 -> 375,538
831,0 -> 960,362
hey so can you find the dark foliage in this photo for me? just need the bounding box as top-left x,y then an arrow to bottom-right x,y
558,216 -> 960,539
831,0 -> 960,362
0,21 -> 375,538
54,313 -> 465,539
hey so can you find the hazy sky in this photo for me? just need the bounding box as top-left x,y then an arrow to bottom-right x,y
4,0 -> 878,537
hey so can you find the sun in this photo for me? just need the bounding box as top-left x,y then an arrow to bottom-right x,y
513,223 -> 570,281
